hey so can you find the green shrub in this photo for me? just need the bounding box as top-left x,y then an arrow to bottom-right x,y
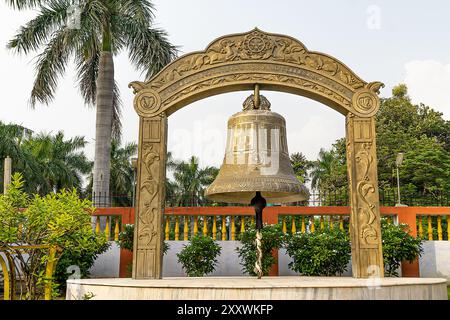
54,234 -> 110,292
283,218 -> 423,277
0,173 -> 109,299
236,224 -> 284,276
117,224 -> 134,251
284,228 -> 351,276
117,223 -> 170,254
381,218 -> 423,276
177,235 -> 221,277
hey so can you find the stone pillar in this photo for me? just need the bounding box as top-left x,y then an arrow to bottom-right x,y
132,115 -> 167,279
4,156 -> 12,193
346,114 -> 384,278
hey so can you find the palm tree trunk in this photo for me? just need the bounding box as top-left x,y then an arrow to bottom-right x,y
92,51 -> 114,207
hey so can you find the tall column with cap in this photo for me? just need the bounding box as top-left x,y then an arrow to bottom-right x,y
3,156 -> 12,193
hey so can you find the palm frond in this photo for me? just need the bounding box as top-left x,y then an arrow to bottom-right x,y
112,81 -> 122,141
115,14 -> 178,80
29,26 -> 77,107
5,0 -> 48,10
115,0 -> 155,26
7,0 -> 70,54
75,39 -> 99,105
83,0 -> 109,27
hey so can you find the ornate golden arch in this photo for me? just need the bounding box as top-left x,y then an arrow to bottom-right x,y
130,29 -> 384,279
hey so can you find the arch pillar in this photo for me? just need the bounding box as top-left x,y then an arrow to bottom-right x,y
346,114 -> 384,278
132,115 -> 167,279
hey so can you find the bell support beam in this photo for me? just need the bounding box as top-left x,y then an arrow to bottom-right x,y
346,114 -> 384,278
132,115 -> 167,279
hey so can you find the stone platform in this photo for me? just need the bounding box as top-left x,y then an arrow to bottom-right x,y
66,276 -> 447,300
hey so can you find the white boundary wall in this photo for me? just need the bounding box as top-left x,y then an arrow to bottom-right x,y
87,240 -> 449,280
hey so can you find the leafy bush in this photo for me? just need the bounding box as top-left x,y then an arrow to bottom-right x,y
236,224 -> 284,276
177,235 -> 221,277
0,173 -> 109,299
54,234 -> 110,293
381,218 -> 423,276
283,218 -> 422,277
117,224 -> 134,251
284,228 -> 351,276
117,223 -> 170,254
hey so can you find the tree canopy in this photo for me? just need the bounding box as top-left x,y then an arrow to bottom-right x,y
6,0 -> 177,138
309,84 -> 450,202
0,122 -> 91,195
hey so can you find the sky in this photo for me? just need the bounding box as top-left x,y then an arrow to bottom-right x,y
0,0 -> 449,169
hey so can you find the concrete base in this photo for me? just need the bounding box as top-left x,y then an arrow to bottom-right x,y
66,276 -> 447,300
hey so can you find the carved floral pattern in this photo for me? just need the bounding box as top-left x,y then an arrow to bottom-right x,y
130,29 -> 366,94
355,142 -> 378,245
161,73 -> 351,110
137,143 -> 160,247
130,29 -> 384,119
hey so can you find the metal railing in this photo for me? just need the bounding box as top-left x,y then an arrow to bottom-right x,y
91,206 -> 450,241
87,189 -> 450,208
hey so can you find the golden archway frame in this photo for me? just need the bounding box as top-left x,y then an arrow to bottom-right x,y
130,29 -> 384,279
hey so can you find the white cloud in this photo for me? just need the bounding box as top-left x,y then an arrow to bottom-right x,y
404,60 -> 450,119
288,115 -> 344,161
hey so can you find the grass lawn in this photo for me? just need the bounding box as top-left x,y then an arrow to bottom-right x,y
448,285 -> 450,300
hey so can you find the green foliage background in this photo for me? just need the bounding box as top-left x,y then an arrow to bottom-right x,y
381,218 -> 423,276
308,84 -> 449,203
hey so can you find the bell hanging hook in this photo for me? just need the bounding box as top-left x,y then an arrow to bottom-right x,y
253,84 -> 260,108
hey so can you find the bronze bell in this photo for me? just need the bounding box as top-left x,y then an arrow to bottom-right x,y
206,86 -> 309,279
205,89 -> 309,205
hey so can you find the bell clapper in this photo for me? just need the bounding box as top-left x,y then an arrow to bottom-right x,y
251,191 -> 266,279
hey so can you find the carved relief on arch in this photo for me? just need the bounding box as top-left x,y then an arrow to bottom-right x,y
130,29 -> 384,121
159,72 -> 353,115
129,29 -> 369,97
134,89 -> 162,117
351,82 -> 384,118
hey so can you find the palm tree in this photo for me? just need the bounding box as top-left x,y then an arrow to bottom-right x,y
310,148 -> 334,191
165,151 -> 179,207
171,156 -> 218,206
290,152 -> 312,184
6,0 -> 177,206
109,140 -> 137,206
85,139 -> 137,206
0,121 -> 39,192
0,121 -> 32,158
22,131 -> 91,195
